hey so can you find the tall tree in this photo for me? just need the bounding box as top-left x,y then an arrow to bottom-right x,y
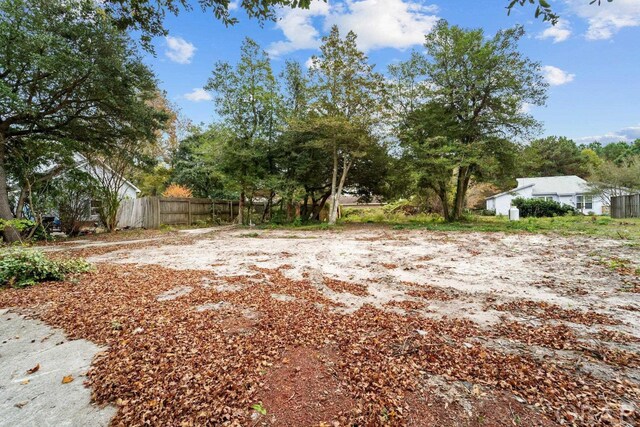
307,25 -> 385,225
396,21 -> 547,221
204,38 -> 281,224
0,0 -> 165,241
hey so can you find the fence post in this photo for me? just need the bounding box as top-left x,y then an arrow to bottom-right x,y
188,200 -> 192,225
156,197 -> 161,228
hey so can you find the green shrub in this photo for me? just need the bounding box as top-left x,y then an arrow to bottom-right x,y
0,249 -> 92,288
512,197 -> 576,218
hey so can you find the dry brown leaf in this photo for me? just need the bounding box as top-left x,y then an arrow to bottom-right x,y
26,364 -> 40,375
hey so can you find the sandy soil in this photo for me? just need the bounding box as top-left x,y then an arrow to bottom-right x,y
84,227 -> 640,329
15,225 -> 640,425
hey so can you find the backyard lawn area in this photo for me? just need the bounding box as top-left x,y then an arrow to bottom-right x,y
1,219 -> 639,426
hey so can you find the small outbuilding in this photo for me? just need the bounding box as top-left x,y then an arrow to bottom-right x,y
485,176 -> 604,216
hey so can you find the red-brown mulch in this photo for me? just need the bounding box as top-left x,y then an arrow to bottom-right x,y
405,388 -> 558,427
0,265 -> 638,426
257,347 -> 354,426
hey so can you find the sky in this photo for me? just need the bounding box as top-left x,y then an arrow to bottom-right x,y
142,0 -> 640,145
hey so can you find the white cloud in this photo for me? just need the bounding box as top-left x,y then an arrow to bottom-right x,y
519,102 -> 533,114
268,0 -> 439,56
567,0 -> 640,40
574,124 -> 640,145
304,57 -> 316,69
165,36 -> 196,64
267,1 -> 331,56
537,19 -> 571,43
324,0 -> 440,52
184,88 -> 212,102
228,1 -> 240,11
542,65 -> 575,86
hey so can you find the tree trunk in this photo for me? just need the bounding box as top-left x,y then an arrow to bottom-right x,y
301,192 -> 309,221
0,141 -> 21,242
329,157 -> 352,224
328,144 -> 339,225
312,191 -> 331,221
438,185 -> 451,222
15,187 -> 27,219
261,190 -> 274,223
452,166 -> 471,221
236,191 -> 245,225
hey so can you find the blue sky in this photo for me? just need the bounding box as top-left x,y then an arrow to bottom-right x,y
142,0 -> 640,145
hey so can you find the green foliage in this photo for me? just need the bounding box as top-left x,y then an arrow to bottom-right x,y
0,249 -> 92,288
307,26 -> 386,224
137,165 -> 173,197
394,21 -> 546,221
511,197 -> 576,218
521,137 -> 589,177
582,140 -> 640,165
0,0 -> 166,240
204,38 -> 282,223
102,0 -> 314,50
0,219 -> 35,233
251,402 -> 267,415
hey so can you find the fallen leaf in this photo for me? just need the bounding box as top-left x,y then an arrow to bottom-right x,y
61,375 -> 74,384
14,400 -> 29,408
20,379 -> 29,385
26,364 -> 40,375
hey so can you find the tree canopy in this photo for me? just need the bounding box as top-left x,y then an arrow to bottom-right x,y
394,21 -> 547,221
0,0 -> 166,240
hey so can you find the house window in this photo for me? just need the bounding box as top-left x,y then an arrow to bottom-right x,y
89,199 -> 102,217
576,195 -> 593,210
534,196 -> 554,202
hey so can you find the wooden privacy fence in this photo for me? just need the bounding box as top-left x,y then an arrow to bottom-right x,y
611,194 -> 640,218
117,197 -> 247,229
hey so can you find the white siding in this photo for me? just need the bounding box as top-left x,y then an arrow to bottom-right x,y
487,186 -> 534,216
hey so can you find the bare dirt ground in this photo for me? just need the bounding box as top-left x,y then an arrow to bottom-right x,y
1,225 -> 639,426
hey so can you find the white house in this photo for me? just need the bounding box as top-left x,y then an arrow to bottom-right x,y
73,154 -> 140,220
485,176 -> 605,216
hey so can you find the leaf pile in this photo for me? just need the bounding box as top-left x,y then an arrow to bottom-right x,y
492,300 -> 621,326
493,321 -> 576,350
404,282 -> 458,301
322,277 -> 370,296
0,265 -> 638,426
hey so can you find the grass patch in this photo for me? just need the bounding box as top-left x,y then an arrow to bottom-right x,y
341,207 -> 640,240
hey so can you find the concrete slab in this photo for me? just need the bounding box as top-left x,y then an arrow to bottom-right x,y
0,309 -> 116,427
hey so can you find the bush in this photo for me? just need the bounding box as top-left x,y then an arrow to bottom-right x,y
512,197 -> 576,218
162,183 -> 193,198
0,249 -> 92,288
